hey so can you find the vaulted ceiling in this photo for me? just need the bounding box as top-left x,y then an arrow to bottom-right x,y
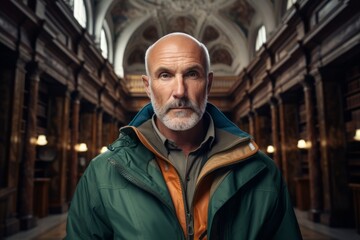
89,0 -> 285,80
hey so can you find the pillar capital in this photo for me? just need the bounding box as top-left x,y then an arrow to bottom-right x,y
269,96 -> 279,107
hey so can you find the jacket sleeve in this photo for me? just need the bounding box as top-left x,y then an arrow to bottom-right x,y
65,163 -> 112,239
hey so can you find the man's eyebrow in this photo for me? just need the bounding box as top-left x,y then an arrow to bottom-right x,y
185,64 -> 204,72
154,67 -> 172,73
153,64 -> 204,75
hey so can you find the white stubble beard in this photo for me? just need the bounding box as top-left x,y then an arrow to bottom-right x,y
149,89 -> 207,131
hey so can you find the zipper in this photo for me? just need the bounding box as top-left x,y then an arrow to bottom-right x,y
184,156 -> 194,240
166,160 -> 191,239
108,158 -> 186,239
186,211 -> 194,239
130,126 -> 193,239
166,159 -> 193,240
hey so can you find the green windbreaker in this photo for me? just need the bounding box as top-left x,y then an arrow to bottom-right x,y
66,103 -> 302,240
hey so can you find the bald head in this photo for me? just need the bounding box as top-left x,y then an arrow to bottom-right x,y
144,32 -> 211,76
141,32 -> 213,132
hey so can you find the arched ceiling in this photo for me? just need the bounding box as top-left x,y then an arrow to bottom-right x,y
94,0 -> 280,79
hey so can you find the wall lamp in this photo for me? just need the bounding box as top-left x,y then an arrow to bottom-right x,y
297,139 -> 311,149
266,145 -> 275,154
75,143 -> 88,152
354,129 -> 360,141
36,135 -> 48,146
100,146 -> 108,153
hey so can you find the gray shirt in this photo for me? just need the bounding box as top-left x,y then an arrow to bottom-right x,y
138,113 -> 215,208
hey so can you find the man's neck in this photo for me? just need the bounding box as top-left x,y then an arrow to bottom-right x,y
156,118 -> 207,156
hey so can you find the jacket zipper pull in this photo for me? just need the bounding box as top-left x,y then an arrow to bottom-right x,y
187,212 -> 194,239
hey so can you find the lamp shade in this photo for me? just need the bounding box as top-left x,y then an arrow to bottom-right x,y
297,139 -> 307,149
354,129 -> 360,141
266,145 -> 275,153
36,135 -> 48,146
100,146 -> 108,153
75,143 -> 88,152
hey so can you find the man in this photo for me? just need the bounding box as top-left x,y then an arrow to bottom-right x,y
66,32 -> 302,239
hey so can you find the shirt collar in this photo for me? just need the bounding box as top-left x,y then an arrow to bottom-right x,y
151,112 -> 215,151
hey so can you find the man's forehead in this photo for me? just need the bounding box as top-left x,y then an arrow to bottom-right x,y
150,52 -> 204,72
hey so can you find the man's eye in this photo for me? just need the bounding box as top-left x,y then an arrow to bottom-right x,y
186,71 -> 200,79
159,73 -> 171,79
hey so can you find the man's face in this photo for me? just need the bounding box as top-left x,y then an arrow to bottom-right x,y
143,35 -> 213,131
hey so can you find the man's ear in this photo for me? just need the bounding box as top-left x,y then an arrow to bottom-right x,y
207,72 -> 213,94
142,75 -> 151,98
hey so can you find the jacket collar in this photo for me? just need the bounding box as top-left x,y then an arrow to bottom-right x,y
128,102 -> 251,140
122,103 -> 260,190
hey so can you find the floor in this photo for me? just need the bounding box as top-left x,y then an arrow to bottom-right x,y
5,210 -> 360,240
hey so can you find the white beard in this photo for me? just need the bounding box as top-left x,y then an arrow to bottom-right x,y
150,92 -> 207,131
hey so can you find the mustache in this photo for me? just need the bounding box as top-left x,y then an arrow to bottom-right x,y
164,99 -> 196,111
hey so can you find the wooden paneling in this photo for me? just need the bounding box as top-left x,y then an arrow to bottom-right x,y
344,66 -> 360,183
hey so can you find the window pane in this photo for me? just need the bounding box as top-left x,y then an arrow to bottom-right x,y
255,25 -> 266,51
287,0 -> 296,9
74,0 -> 87,28
100,28 -> 108,59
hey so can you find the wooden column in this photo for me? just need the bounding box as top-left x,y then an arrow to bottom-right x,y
112,118 -> 120,141
79,106 -> 97,163
49,91 -> 70,213
270,98 -> 282,170
278,96 -> 302,203
303,79 -> 322,222
254,112 -> 269,151
0,57 -> 26,236
313,69 -> 351,227
96,107 -> 103,154
102,120 -> 110,148
254,112 -> 261,143
18,63 -> 40,230
0,188 -> 17,237
101,116 -> 119,148
89,107 -> 98,159
248,112 -> 256,139
69,91 -> 80,199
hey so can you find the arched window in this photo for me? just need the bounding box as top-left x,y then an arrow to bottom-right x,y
73,0 -> 87,28
287,0 -> 297,10
255,25 -> 266,51
100,27 -> 108,59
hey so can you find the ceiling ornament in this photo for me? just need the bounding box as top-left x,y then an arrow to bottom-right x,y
143,0 -> 214,12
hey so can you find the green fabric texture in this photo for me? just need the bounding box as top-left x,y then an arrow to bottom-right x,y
66,103 -> 302,240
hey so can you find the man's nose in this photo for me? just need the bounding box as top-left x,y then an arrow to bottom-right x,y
173,75 -> 186,98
